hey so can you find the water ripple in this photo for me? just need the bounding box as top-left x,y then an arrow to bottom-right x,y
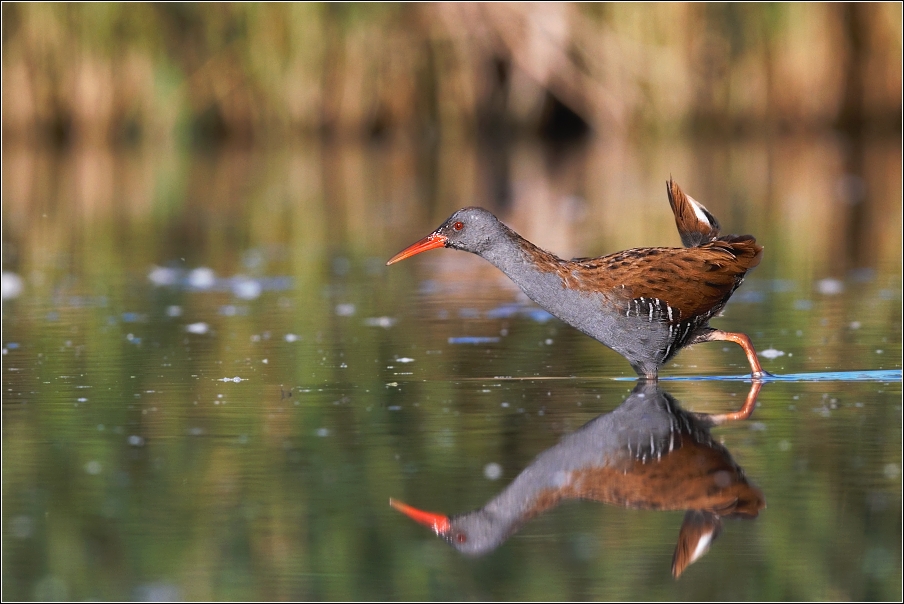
655,370 -> 902,383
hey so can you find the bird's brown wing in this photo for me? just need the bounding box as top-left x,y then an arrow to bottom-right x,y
565,238 -> 763,322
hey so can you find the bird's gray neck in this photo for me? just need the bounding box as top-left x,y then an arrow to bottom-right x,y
476,415 -> 621,534
479,231 -> 566,301
464,472 -> 552,551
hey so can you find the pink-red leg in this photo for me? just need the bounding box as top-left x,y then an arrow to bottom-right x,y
703,330 -> 772,379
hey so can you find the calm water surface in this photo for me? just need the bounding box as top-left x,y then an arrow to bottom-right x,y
2,135 -> 901,600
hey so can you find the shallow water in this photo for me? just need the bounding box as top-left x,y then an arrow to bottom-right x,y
2,135 -> 901,600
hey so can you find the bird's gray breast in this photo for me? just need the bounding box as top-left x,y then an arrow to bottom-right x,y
513,268 -> 676,364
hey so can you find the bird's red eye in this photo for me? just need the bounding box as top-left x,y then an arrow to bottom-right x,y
456,533 -> 467,544
453,221 -> 464,232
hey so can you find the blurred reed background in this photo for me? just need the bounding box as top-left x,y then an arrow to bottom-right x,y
2,3 -> 902,291
2,3 -> 901,147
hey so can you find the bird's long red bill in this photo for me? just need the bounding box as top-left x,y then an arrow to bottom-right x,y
389,498 -> 451,534
386,234 -> 447,265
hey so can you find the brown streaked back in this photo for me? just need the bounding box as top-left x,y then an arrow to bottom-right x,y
563,238 -> 763,322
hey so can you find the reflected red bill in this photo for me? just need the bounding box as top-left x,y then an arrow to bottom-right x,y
389,498 -> 451,534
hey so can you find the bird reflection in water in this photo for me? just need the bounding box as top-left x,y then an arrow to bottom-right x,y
390,381 -> 765,578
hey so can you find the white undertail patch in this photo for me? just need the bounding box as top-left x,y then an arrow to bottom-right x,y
690,530 -> 715,564
687,194 -> 714,227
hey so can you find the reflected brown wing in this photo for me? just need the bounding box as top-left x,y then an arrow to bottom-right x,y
565,239 -> 763,322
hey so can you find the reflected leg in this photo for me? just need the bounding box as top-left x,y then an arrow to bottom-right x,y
707,380 -> 763,425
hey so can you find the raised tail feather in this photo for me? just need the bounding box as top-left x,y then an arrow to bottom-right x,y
672,511 -> 722,578
667,179 -> 721,248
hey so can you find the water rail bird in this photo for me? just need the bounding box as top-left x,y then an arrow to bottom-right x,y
387,179 -> 768,380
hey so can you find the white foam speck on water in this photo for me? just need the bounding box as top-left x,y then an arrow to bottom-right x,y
484,462 -> 502,480
285,333 -> 301,342
85,461 -> 102,475
127,435 -> 145,446
232,277 -> 262,300
760,348 -> 785,359
1,272 -> 24,299
364,316 -> 396,328
849,321 -> 861,330
316,428 -> 330,437
816,278 -> 844,295
186,322 -> 209,335
166,305 -> 182,317
148,266 -> 179,287
336,303 -> 356,316
396,357 -> 415,363
187,267 -> 216,289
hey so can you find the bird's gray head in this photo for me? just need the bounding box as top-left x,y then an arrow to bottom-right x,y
434,207 -> 504,255
386,207 -> 506,265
